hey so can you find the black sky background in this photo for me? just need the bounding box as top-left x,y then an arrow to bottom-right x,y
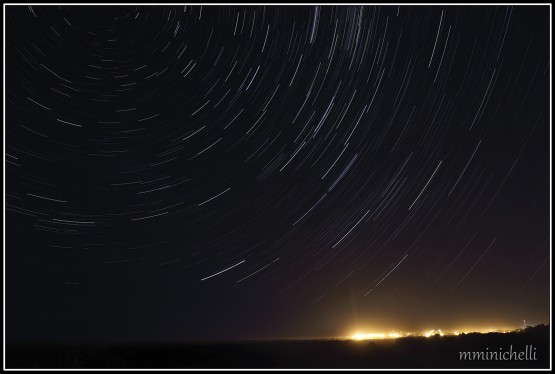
5,5 -> 550,342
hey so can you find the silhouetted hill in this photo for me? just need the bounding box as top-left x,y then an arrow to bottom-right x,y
6,324 -> 550,368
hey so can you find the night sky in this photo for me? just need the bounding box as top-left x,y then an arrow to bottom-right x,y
5,5 -> 550,343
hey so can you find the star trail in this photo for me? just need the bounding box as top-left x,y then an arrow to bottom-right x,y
5,5 -> 550,342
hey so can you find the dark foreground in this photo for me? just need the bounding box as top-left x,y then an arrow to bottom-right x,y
7,325 -> 550,369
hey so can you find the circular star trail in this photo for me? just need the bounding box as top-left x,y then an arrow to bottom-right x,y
5,5 -> 550,341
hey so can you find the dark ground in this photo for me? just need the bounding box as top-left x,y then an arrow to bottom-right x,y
6,325 -> 550,369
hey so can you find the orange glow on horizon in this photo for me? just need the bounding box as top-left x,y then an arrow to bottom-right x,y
349,326 -> 520,340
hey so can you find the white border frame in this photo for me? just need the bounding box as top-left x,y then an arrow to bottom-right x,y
3,3 -> 552,371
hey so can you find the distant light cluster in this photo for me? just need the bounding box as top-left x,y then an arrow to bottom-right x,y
351,328 -> 514,340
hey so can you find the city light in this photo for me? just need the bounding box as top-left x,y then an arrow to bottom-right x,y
352,333 -> 387,340
349,327 -> 516,341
